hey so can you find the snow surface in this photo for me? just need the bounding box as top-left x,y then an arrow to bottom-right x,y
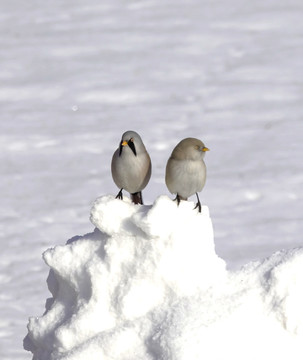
1,0 -> 303,358
24,196 -> 303,360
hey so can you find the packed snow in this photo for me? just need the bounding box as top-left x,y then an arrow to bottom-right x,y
24,196 -> 303,359
1,0 -> 303,359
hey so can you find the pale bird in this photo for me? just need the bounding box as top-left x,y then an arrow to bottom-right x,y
111,130 -> 151,204
165,137 -> 209,212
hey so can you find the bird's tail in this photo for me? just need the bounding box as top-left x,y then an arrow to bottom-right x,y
131,191 -> 143,205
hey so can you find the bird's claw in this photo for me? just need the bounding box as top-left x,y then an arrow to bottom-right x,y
116,189 -> 123,200
193,193 -> 201,213
174,194 -> 181,206
193,202 -> 201,213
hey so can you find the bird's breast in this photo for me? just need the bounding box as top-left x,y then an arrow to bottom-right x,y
166,158 -> 206,198
112,150 -> 151,193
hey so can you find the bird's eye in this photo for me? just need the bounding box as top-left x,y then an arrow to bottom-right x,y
195,145 -> 200,150
130,138 -> 134,142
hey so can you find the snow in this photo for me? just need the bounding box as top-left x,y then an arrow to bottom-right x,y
1,0 -> 303,358
24,196 -> 303,359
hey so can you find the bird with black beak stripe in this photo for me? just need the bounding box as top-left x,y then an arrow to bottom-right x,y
111,130 -> 152,205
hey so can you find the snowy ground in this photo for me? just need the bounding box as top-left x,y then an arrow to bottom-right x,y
1,0 -> 303,359
24,196 -> 303,360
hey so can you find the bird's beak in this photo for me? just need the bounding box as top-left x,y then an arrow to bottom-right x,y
119,140 -> 128,156
119,140 -> 137,156
202,147 -> 210,152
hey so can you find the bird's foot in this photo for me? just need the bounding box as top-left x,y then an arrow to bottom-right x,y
174,194 -> 187,206
173,194 -> 181,206
193,202 -> 201,213
116,188 -> 123,200
193,193 -> 201,213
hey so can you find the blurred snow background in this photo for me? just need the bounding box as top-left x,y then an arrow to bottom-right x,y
1,0 -> 303,359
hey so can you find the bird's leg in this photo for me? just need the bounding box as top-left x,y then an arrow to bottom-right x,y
173,194 -> 182,206
116,188 -> 123,200
194,192 -> 201,213
131,191 -> 143,205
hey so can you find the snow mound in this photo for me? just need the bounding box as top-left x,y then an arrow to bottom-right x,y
24,196 -> 303,360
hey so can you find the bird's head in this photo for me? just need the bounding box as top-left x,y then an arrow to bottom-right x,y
119,130 -> 146,157
171,137 -> 210,160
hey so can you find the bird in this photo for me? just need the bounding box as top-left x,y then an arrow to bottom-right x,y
165,137 -> 209,212
111,130 -> 152,205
